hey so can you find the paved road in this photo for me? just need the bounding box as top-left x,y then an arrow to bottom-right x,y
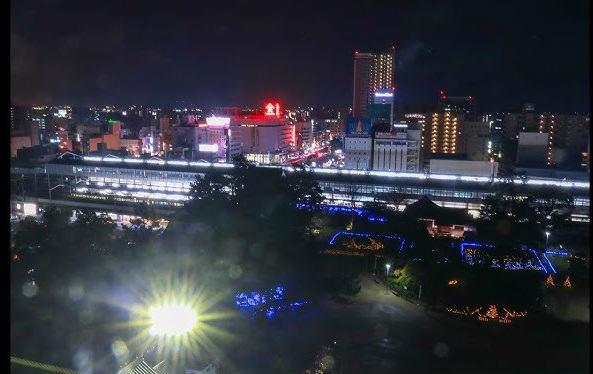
225,273 -> 589,373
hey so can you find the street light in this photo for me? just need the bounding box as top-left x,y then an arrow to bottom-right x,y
545,231 -> 551,249
385,263 -> 391,277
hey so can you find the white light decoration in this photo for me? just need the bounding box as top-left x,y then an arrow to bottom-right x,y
206,116 -> 230,127
166,160 -> 189,166
124,158 -> 144,164
189,161 -> 212,167
23,203 -> 37,216
65,156 -> 590,190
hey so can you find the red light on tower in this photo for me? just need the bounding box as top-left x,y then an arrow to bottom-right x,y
354,50 -> 359,55
391,45 -> 396,51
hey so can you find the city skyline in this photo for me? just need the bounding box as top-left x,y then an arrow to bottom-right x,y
11,0 -> 589,113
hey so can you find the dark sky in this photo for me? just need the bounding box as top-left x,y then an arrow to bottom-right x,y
10,0 -> 590,113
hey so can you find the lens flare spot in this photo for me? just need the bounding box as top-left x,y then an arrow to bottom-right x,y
149,303 -> 197,336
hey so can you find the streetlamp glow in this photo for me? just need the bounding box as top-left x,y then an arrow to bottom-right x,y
149,303 -> 198,336
545,231 -> 551,249
385,263 -> 391,277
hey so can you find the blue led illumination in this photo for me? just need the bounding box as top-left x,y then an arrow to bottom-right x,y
544,250 -> 570,256
459,241 -> 495,257
542,252 -> 557,274
296,203 -> 388,223
460,242 -> 546,273
528,248 -> 548,274
234,285 -> 307,320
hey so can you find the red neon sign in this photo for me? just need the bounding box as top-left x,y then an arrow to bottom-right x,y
264,102 -> 281,116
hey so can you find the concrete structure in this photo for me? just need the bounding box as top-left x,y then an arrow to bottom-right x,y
11,136 -> 32,158
534,114 -> 590,168
483,113 -> 504,160
516,132 -> 549,167
121,138 -> 142,157
372,131 -> 420,172
295,121 -> 315,149
88,121 -> 121,153
464,121 -> 490,161
229,117 -> 293,155
353,50 -> 394,119
139,126 -> 160,155
429,159 -> 499,177
344,135 -> 372,170
11,156 -> 589,222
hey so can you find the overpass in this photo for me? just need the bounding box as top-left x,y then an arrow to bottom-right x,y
10,154 -> 590,221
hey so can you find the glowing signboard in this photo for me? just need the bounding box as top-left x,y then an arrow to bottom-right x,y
374,92 -> 394,98
264,102 -> 281,116
199,144 -> 219,153
206,116 -> 231,127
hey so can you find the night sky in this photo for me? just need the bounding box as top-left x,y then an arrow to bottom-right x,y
10,0 -> 590,113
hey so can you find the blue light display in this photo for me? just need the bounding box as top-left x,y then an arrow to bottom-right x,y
460,241 -> 546,273
544,250 -> 570,256
528,248 -> 548,274
542,252 -> 557,274
234,285 -> 307,320
296,203 -> 388,223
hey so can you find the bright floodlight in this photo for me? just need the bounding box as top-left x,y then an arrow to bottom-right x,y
149,303 -> 197,336
386,264 -> 391,269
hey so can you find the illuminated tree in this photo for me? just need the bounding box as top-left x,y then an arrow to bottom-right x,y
563,276 -> 572,288
545,274 -> 555,287
485,305 -> 498,319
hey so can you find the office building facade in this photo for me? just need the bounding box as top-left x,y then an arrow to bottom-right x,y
372,131 -> 420,172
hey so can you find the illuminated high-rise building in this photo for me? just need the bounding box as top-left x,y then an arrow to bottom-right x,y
425,112 -> 464,155
352,47 -> 395,119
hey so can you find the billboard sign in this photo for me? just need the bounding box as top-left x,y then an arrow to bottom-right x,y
206,116 -> 230,127
264,102 -> 281,116
346,117 -> 371,135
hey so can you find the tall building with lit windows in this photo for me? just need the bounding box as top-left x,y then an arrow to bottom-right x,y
352,47 -> 395,119
535,113 -> 589,167
425,112 -> 464,155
